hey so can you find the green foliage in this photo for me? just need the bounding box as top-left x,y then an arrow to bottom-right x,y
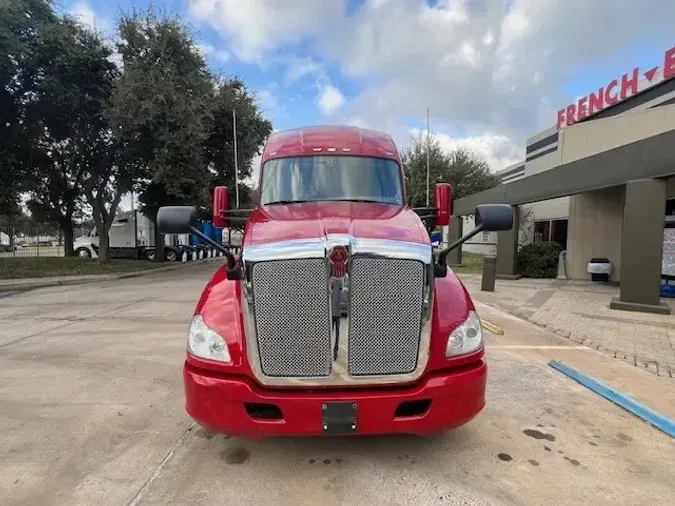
0,0 -> 57,216
1,2 -> 272,262
401,133 -> 501,208
452,252 -> 485,275
0,257 -> 164,280
21,15 -> 118,256
110,9 -> 213,202
204,77 -> 273,188
517,241 -> 563,278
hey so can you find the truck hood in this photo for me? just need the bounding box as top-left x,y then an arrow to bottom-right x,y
242,201 -> 430,247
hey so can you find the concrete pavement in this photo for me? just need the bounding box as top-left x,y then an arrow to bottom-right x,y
460,274 -> 675,379
1,263 -> 675,505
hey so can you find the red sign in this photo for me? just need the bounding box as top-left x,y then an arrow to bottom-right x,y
556,46 -> 675,129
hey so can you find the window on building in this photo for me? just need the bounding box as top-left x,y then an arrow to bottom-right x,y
666,198 -> 675,216
551,219 -> 568,248
533,219 -> 568,248
533,221 -> 551,243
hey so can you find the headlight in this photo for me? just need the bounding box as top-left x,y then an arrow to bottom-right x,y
445,310 -> 483,357
187,315 -> 231,363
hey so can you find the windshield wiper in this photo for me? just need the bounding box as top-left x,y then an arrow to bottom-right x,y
264,200 -> 312,206
333,198 -> 393,204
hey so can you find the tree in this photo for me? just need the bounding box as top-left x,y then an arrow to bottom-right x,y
19,15 -> 118,256
203,77 -> 272,232
518,204 -> 534,247
110,9 -> 214,262
204,77 -> 273,192
401,133 -> 501,208
0,0 -> 57,220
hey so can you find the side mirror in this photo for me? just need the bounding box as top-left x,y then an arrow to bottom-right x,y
157,206 -> 199,235
213,185 -> 229,228
434,183 -> 452,226
474,204 -> 513,231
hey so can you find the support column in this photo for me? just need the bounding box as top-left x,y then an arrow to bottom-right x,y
610,179 -> 671,314
446,215 -> 463,266
496,205 -> 521,280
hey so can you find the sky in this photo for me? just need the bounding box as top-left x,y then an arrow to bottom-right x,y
58,0 -> 675,206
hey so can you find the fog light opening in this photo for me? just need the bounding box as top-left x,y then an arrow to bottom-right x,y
394,399 -> 432,418
244,403 -> 284,420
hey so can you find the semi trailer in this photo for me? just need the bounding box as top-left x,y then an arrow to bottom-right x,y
157,125 -> 513,438
73,210 -> 224,261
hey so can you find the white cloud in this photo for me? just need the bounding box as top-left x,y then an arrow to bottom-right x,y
197,43 -> 231,62
188,0 -> 346,63
69,0 -> 111,34
69,0 -> 96,28
189,0 -> 675,159
69,1 -> 121,68
284,57 -> 325,84
317,85 -> 346,115
108,52 -> 123,69
256,88 -> 279,111
246,153 -> 263,186
409,128 -> 523,172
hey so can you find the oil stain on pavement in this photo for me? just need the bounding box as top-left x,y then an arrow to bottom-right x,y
523,429 -> 556,441
222,446 -> 250,464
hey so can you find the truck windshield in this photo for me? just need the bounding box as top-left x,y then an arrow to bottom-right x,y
259,155 -> 404,206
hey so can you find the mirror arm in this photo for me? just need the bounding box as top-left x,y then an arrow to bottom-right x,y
412,206 -> 437,216
220,208 -> 253,223
188,225 -> 242,279
434,223 -> 485,277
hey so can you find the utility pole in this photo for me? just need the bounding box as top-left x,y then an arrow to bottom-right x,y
233,108 -> 240,208
426,108 -> 430,207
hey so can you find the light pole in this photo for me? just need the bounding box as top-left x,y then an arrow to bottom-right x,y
233,108 -> 240,209
426,108 -> 430,206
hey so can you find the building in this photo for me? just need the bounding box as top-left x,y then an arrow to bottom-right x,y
453,44 -> 675,314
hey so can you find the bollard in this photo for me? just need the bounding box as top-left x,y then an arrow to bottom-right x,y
481,256 -> 496,292
556,250 -> 567,280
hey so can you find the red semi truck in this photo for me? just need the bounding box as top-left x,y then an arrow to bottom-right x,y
158,125 -> 513,438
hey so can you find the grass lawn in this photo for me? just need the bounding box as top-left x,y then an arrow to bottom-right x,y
450,252 -> 485,275
0,257 -> 166,280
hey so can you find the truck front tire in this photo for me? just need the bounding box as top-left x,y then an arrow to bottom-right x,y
75,247 -> 91,258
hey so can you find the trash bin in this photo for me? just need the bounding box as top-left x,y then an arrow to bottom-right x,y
587,257 -> 612,282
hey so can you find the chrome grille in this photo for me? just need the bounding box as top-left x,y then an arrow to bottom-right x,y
251,259 -> 332,377
348,258 -> 424,376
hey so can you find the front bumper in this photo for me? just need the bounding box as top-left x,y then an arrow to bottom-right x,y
184,359 -> 487,438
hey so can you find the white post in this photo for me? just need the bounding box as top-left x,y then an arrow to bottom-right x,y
233,109 -> 240,209
426,108 -> 430,207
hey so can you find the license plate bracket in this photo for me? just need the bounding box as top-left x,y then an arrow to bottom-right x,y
322,401 -> 357,434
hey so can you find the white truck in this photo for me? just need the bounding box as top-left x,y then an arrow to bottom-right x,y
73,210 -> 189,261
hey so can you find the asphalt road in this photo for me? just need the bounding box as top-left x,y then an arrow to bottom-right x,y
1,263 -> 675,506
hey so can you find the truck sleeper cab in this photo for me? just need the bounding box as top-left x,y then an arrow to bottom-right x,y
158,125 -> 513,438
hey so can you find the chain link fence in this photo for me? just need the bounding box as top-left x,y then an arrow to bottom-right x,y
0,226 -> 91,258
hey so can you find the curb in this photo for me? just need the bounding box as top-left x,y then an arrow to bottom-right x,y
549,360 -> 675,439
478,301 -> 675,380
0,257 -> 224,293
525,316 -> 674,380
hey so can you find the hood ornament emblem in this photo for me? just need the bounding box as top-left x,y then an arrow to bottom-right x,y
329,246 -> 348,278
